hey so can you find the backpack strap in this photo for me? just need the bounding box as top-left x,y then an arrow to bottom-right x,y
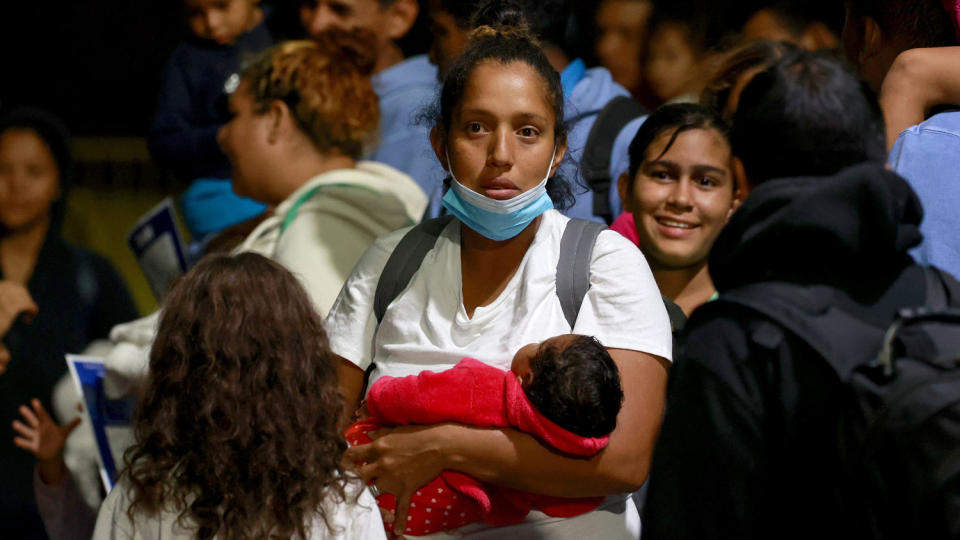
556,219 -> 606,328
719,282 -> 885,381
924,266 -> 960,309
581,96 -> 648,225
373,215 -> 454,323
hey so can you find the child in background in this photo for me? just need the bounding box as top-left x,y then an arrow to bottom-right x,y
12,399 -> 92,540
346,334 -> 624,536
149,0 -> 272,244
642,0 -> 738,105
94,253 -> 384,539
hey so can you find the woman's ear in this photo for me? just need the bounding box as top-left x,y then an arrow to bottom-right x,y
550,140 -> 568,176
729,156 -> 749,219
430,125 -> 449,171
617,172 -> 634,213
266,100 -> 290,144
858,16 -> 883,66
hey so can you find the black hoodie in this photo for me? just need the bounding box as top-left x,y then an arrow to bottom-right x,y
642,163 -> 931,540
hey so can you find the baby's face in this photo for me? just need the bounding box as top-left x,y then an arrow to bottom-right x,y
185,0 -> 259,46
511,334 -> 578,388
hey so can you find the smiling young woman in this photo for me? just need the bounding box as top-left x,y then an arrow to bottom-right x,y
325,19 -> 673,539
618,103 -> 743,315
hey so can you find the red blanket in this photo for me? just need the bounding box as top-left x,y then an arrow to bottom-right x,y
350,358 -> 609,531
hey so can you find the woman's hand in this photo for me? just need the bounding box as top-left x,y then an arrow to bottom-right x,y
344,424 -> 452,535
12,398 -> 82,485
0,281 -> 38,374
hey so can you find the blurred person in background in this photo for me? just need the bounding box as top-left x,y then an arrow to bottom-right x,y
298,0 -> 445,216
741,0 -> 841,50
844,0 -> 960,278
594,0 -> 654,104
642,0 -> 740,105
0,108 -> 138,540
149,0 -> 275,245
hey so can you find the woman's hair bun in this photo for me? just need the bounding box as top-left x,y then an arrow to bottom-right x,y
313,28 -> 378,76
470,0 -> 530,36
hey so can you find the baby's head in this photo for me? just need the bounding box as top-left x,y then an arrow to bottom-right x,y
184,0 -> 262,46
511,335 -> 623,438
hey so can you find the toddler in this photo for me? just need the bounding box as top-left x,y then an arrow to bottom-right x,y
149,0 -> 272,241
345,334 -> 624,536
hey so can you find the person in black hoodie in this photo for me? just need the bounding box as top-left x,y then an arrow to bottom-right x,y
641,50 -> 934,539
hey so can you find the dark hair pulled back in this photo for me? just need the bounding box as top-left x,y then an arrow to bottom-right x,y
434,5 -> 574,209
626,103 -> 731,183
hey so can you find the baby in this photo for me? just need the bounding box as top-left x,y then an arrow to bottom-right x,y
345,334 -> 623,536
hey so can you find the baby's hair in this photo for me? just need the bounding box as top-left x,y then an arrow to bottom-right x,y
124,253 -> 349,539
525,335 -> 623,438
240,30 -> 379,159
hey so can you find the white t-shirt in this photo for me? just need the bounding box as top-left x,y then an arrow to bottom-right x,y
92,476 -> 385,539
326,210 -> 672,388
326,210 -> 670,538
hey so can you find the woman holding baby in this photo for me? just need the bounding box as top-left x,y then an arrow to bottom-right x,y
326,15 -> 672,539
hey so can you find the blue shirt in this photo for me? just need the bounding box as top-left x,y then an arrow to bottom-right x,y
560,61 -> 646,223
889,111 -> 960,278
369,55 -> 445,217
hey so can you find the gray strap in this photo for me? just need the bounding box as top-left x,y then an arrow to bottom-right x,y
373,215 -> 454,323
557,219 -> 607,328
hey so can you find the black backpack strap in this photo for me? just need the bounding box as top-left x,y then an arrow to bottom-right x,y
924,266 -> 960,309
373,215 -> 454,323
581,96 -> 648,225
719,282 -> 885,380
557,219 -> 606,328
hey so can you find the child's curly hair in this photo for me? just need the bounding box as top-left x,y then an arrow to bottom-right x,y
242,30 -> 379,159
123,253 -> 349,539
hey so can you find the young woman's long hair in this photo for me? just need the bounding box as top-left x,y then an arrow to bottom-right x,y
123,253 -> 348,539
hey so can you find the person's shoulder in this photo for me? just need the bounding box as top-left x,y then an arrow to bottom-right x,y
912,110 -> 960,134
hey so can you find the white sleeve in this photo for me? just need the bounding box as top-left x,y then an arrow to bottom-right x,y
324,230 -> 407,370
310,481 -> 387,540
574,230 -> 673,361
91,484 -> 134,540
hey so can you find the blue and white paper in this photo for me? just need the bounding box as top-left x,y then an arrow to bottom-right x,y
66,355 -> 135,492
127,198 -> 189,301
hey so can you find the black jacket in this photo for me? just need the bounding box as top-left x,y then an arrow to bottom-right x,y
642,163 -> 930,540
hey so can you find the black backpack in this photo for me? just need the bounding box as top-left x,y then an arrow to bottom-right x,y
718,268 -> 960,539
580,96 -> 647,225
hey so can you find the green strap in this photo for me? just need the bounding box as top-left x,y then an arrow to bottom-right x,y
281,185 -> 325,234
280,183 -> 415,234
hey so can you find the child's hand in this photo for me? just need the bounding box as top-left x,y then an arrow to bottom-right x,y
12,399 -> 81,484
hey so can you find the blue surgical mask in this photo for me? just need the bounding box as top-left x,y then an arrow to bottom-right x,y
441,147 -> 556,241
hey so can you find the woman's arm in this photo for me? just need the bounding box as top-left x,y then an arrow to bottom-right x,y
880,47 -> 960,150
346,348 -> 669,534
336,356 -> 366,432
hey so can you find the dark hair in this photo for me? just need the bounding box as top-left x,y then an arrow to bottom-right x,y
525,335 -> 623,438
645,0 -> 742,57
731,50 -> 886,185
433,16 -> 575,209
471,0 -> 575,56
0,107 -> 73,233
437,0 -> 487,28
758,0 -> 845,38
242,32 -> 379,159
848,0 -> 956,48
701,39 -> 800,120
627,103 -> 731,181
124,253 -> 349,539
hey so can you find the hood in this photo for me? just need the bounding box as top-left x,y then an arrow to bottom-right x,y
710,162 -> 923,293
564,65 -> 631,123
278,160 -> 428,231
